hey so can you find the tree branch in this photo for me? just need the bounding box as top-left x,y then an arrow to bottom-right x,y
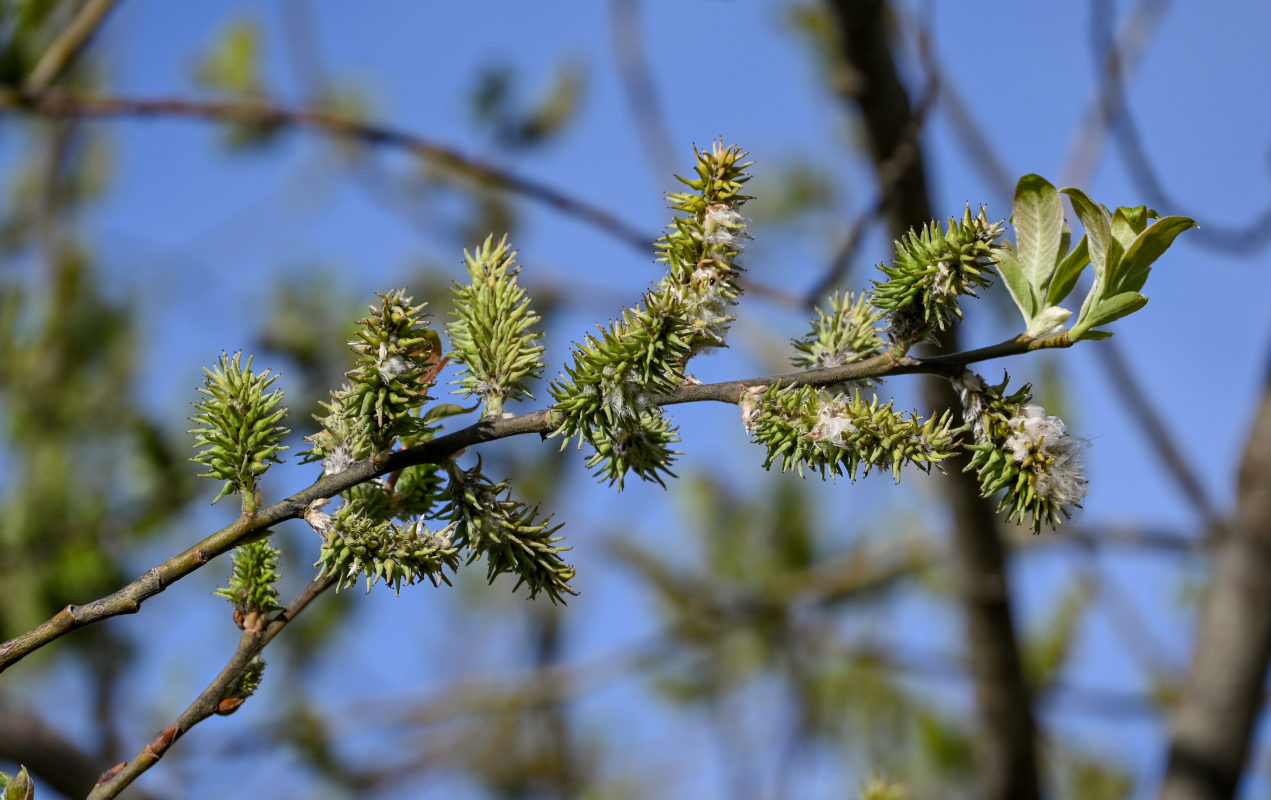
0,331 -> 1071,673
22,0 -> 120,95
87,573 -> 336,799
823,2 -> 1041,798
0,88 -> 653,253
1160,363 -> 1271,800
0,700 -> 161,800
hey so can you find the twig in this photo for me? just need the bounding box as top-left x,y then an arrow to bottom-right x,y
608,0 -> 678,183
88,573 -> 336,799
1059,0 -> 1170,190
0,89 -> 653,254
0,701 -> 161,800
23,0 -> 120,95
804,7 -> 940,306
1090,342 -> 1223,530
0,330 -> 1074,673
1090,0 -> 1271,255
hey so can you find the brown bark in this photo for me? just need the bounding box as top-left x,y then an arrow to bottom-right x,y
1160,370 -> 1271,800
822,2 -> 1040,798
0,701 -> 159,800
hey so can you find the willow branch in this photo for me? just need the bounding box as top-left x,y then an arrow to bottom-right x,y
0,88 -> 652,253
23,0 -> 121,94
88,573 -> 336,800
0,331 -> 1070,674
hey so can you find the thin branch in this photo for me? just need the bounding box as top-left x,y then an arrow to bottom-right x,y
1090,0 -> 1271,255
804,8 -> 940,305
88,573 -> 336,800
0,330 -> 1074,673
608,0 -> 678,182
1090,342 -> 1224,531
0,701 -> 162,800
0,89 -> 653,253
1059,0 -> 1171,189
1056,0 -> 1225,535
23,0 -> 121,95
1063,1 -> 1224,534
1,87 -> 818,315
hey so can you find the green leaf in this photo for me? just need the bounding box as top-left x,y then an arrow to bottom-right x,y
1061,188 -> 1112,285
1013,174 -> 1065,293
1062,188 -> 1116,333
994,244 -> 1037,322
1110,205 -> 1151,253
1117,215 -> 1197,293
1047,234 -> 1089,305
0,767 -> 33,800
1023,583 -> 1088,693
422,402 -> 479,424
1072,292 -> 1148,339
1107,206 -> 1152,290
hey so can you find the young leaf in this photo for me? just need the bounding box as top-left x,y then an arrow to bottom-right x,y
1046,234 -> 1088,306
1111,204 -> 1151,250
1062,188 -> 1117,334
1061,188 -> 1113,286
994,244 -> 1037,322
1106,206 -> 1152,290
1025,306 -> 1072,338
1013,174 -> 1065,294
1071,291 -> 1148,339
1117,215 -> 1197,293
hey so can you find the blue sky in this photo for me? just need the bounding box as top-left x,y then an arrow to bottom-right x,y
6,1 -> 1271,798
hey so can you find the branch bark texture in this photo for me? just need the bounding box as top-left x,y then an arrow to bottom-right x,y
1161,368 -> 1271,800
823,2 -> 1041,798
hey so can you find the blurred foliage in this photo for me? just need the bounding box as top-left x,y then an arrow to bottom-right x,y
191,16 -> 283,148
748,158 -> 840,227
0,128 -> 191,638
0,0 -> 59,87
1022,580 -> 1089,693
613,474 -> 981,795
469,60 -> 586,151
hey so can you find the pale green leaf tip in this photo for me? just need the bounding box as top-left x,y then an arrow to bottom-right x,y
1026,306 -> 1072,337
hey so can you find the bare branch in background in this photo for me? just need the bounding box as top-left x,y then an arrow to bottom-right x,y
1091,341 -> 1224,531
822,2 -> 1040,798
1090,0 -> 1271,255
1077,0 -> 1224,532
0,89 -> 655,253
1060,0 -> 1171,189
0,701 -> 161,800
23,0 -> 120,94
805,10 -> 939,305
1161,362 -> 1271,800
930,0 -> 1222,533
608,0 -> 678,183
